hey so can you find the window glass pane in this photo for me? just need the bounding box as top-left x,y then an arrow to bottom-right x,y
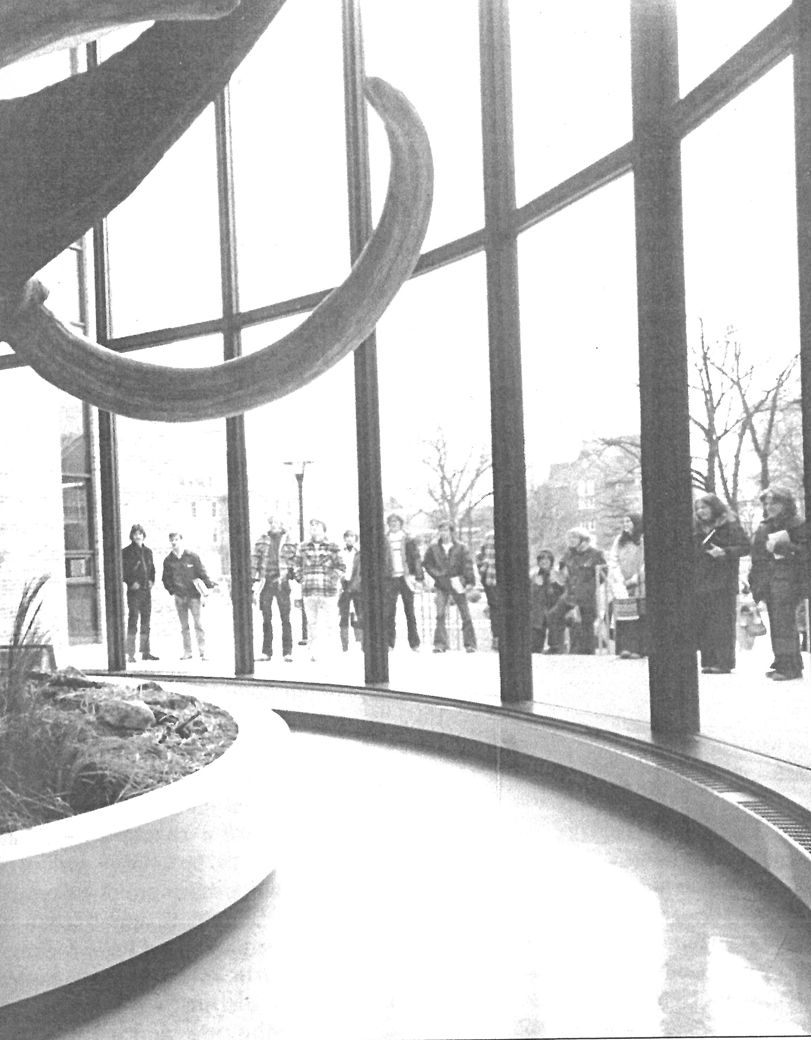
362,0 -> 484,250
116,337 -> 233,674
377,255 -> 496,697
510,0 -> 632,207
39,247 -> 84,330
682,60 -> 807,762
519,176 -> 646,722
677,0 -> 789,97
0,370 -> 99,664
243,320 -> 362,681
230,0 -> 349,311
106,108 -> 222,337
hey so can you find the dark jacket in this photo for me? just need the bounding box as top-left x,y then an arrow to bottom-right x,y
162,550 -> 214,599
342,547 -> 362,593
694,516 -> 750,595
122,542 -> 155,592
749,516 -> 807,604
530,570 -> 565,627
560,545 -> 606,609
422,539 -> 476,592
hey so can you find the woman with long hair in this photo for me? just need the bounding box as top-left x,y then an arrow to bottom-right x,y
693,493 -> 750,674
608,513 -> 646,659
749,485 -> 807,681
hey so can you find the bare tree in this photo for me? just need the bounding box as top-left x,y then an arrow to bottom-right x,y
689,321 -> 799,509
422,429 -> 493,540
689,321 -> 748,506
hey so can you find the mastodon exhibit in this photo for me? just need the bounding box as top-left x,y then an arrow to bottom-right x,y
0,0 -> 433,421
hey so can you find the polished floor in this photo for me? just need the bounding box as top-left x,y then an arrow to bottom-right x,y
5,728 -> 811,1039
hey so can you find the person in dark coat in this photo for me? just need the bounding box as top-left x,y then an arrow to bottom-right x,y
559,528 -> 606,655
162,532 -> 217,661
693,493 -> 750,674
530,550 -> 565,653
121,523 -> 158,663
422,519 -> 477,653
748,485 -> 807,681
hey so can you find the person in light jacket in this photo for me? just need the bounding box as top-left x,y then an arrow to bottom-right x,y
608,513 -> 646,659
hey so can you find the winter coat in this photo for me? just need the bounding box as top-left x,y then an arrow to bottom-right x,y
530,570 -> 565,627
422,539 -> 476,592
749,515 -> 807,605
559,544 -> 606,610
122,542 -> 155,592
162,550 -> 214,599
694,516 -> 750,596
608,536 -> 645,599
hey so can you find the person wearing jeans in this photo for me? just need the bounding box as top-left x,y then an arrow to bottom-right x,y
422,519 -> 477,653
121,523 -> 158,663
252,516 -> 294,662
291,519 -> 345,662
161,532 -> 217,660
384,513 -> 423,650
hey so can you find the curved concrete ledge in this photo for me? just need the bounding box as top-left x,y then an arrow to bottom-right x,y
0,688 -> 290,1008
246,682 -> 811,914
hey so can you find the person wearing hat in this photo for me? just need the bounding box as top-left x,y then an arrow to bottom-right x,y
749,485 -> 807,681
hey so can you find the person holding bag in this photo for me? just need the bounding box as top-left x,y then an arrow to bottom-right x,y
749,485 -> 807,682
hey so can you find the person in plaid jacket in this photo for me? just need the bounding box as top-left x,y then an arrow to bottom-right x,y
291,519 -> 345,661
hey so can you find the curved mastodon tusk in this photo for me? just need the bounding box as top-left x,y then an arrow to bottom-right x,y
1,77 -> 433,422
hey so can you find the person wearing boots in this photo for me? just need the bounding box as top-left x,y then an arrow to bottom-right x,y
121,523 -> 158,663
338,529 -> 363,651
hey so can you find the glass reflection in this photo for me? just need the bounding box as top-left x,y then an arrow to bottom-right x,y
510,0 -> 632,206
518,175 -> 646,721
682,60 -> 807,759
242,321 -> 362,683
116,337 -> 233,675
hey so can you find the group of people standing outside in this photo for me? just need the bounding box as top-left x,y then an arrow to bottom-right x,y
122,484 -> 808,681
121,526 -> 217,662
250,512 -> 481,662
526,485 -> 807,681
528,514 -> 645,659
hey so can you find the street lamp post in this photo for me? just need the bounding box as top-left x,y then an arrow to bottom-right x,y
284,460 -> 313,644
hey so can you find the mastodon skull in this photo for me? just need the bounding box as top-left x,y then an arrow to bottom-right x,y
0,0 -> 433,422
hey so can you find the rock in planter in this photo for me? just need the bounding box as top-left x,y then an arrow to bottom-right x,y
97,698 -> 155,731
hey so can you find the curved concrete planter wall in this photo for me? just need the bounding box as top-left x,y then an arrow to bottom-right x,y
0,689 -> 289,1008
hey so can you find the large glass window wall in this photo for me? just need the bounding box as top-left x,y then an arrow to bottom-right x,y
1,2 -> 809,769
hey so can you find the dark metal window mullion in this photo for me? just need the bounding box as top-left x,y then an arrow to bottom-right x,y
342,0 -> 389,685
791,2 -> 811,545
214,86 -> 254,676
630,0 -> 699,733
479,0 -> 532,703
86,41 -> 126,672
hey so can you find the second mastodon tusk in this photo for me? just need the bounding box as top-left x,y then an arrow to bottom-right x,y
2,76 -> 433,422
